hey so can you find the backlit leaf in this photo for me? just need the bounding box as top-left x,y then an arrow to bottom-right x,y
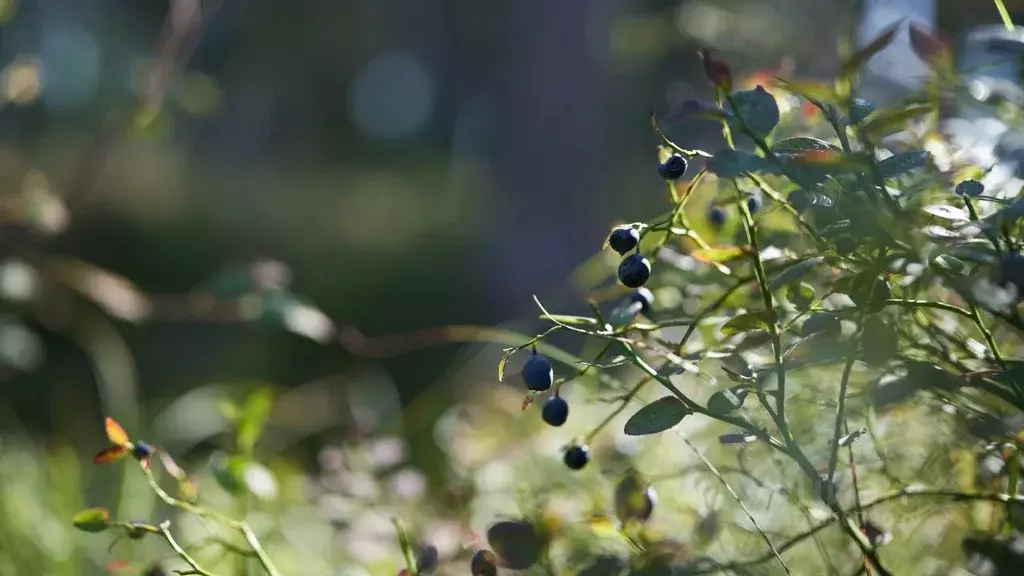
92,445 -> 130,465
922,204 -> 969,221
692,245 -> 747,264
104,417 -> 129,446
770,137 -> 839,155
624,396 -> 691,436
861,104 -> 934,139
72,507 -> 111,533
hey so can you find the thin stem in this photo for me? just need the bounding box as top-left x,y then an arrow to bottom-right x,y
826,313 -> 865,485
681,436 -> 791,575
158,521 -> 220,576
143,466 -> 283,576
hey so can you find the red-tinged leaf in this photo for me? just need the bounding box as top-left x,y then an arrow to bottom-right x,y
139,456 -> 151,471
692,245 -> 747,264
699,48 -> 732,92
104,416 -> 129,446
158,450 -> 185,480
908,23 -> 952,70
772,77 -> 839,105
105,560 -> 132,573
73,507 -> 111,532
93,445 -> 130,465
840,20 -> 902,78
787,149 -> 872,172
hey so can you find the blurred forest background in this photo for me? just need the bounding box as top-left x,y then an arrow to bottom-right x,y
2,0 -> 1024,574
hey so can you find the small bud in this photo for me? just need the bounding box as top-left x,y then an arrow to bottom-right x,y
699,49 -> 733,92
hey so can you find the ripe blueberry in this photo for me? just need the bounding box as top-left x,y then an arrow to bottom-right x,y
617,253 -> 651,288
471,550 -> 498,576
629,287 -> 654,315
607,226 -> 640,255
126,520 -> 149,540
541,395 -> 569,426
707,206 -> 727,228
522,353 -> 554,391
658,154 -> 688,180
563,443 -> 590,470
415,545 -> 439,574
746,194 -> 763,214
132,441 -> 154,460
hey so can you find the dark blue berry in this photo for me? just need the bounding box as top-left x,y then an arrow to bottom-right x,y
955,179 -> 984,197
629,287 -> 654,314
802,313 -> 841,337
788,189 -> 811,213
608,226 -> 640,255
522,353 -> 554,391
746,194 -> 763,214
126,520 -> 149,540
415,545 -> 439,574
707,206 -> 727,228
657,154 -> 688,180
834,235 -> 857,256
617,254 -> 651,288
132,441 -> 153,460
563,443 -> 590,470
471,550 -> 498,576
541,396 -> 569,426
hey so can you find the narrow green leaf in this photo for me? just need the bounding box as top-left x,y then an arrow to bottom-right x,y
237,387 -> 273,455
692,245 -> 746,264
623,396 -> 691,436
720,310 -> 776,335
878,151 -> 929,178
72,507 -> 111,533
770,136 -> 839,155
772,77 -> 838,104
840,20 -> 902,78
767,257 -> 824,291
536,314 -> 598,326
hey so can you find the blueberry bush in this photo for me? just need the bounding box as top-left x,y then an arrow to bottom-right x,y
12,7 -> 1024,576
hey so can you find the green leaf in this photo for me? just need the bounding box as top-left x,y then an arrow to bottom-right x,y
72,507 -> 111,533
614,472 -> 655,523
786,282 -> 816,309
211,452 -> 247,495
767,257 -> 824,291
707,386 -> 749,415
861,103 -> 934,139
839,20 -> 901,79
578,356 -> 630,369
691,245 -> 746,264
707,150 -> 778,179
770,137 -> 839,155
623,396 -> 691,436
720,310 -> 776,335
237,387 -> 273,455
772,78 -> 838,104
729,86 -> 780,137
922,204 -> 969,221
878,151 -> 929,178
849,98 -> 876,124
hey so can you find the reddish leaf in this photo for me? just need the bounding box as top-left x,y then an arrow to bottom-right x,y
908,22 -> 952,70
104,416 -> 129,446
93,445 -> 130,465
839,20 -> 902,78
699,49 -> 732,92
521,395 -> 534,411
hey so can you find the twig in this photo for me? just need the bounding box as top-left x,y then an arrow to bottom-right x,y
158,521 -> 220,576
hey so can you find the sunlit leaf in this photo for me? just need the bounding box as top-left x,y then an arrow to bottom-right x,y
720,310 -> 775,335
92,445 -> 130,465
692,245 -> 747,264
770,136 -> 839,155
486,520 -> 543,570
623,396 -> 691,436
772,78 -> 838,104
784,149 -> 872,173
104,417 -> 130,446
537,314 -> 599,326
719,432 -> 758,446
861,104 -> 935,139
839,20 -> 902,78
237,387 -> 274,455
922,204 -> 969,221
72,507 -> 111,533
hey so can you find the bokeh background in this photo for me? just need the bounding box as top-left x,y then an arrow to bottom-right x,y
2,0 -> 1024,575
